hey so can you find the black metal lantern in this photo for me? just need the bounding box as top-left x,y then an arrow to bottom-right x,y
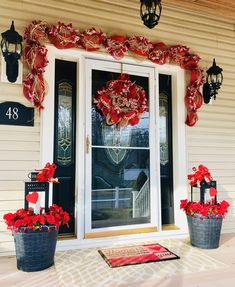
203,59 -> 223,104
140,0 -> 162,29
1,21 -> 23,83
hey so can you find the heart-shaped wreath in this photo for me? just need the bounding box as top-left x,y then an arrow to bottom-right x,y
94,73 -> 148,127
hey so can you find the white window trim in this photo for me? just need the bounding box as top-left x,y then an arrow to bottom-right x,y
42,44 -> 188,251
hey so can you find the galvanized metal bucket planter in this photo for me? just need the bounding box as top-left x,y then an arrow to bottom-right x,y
14,226 -> 58,272
187,214 -> 223,249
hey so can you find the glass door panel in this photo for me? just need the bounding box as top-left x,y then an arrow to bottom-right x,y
91,69 -> 151,229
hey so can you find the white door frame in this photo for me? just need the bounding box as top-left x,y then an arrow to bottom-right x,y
42,44 -> 188,246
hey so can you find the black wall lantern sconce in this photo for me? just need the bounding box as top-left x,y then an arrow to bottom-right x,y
140,0 -> 162,29
1,21 -> 23,83
203,58 -> 223,104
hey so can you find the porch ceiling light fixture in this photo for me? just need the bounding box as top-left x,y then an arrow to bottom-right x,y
1,21 -> 23,83
203,58 -> 223,104
140,0 -> 162,29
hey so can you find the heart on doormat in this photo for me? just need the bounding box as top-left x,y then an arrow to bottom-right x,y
26,192 -> 39,204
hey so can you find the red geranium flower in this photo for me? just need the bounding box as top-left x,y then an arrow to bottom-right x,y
180,199 -> 229,219
3,204 -> 70,232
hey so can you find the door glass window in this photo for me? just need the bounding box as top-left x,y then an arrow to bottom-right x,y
57,82 -> 73,166
91,70 -> 150,228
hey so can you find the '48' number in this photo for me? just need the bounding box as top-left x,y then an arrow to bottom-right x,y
6,107 -> 19,120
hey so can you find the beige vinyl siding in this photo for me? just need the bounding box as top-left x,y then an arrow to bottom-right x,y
0,0 -> 234,254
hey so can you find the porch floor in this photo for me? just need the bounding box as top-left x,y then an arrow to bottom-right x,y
1,233 -> 235,287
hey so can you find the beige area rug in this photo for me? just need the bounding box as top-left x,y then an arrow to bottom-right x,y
54,239 -> 228,287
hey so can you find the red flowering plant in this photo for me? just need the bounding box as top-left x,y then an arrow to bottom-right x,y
3,204 -> 70,233
180,165 -> 230,219
3,163 -> 70,233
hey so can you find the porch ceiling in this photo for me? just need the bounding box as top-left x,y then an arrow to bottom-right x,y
165,0 -> 235,20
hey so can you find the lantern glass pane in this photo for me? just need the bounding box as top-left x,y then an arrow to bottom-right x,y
16,44 -> 22,54
1,39 -> 7,53
6,43 -> 17,53
217,73 -> 223,84
210,74 -> 217,83
141,4 -> 147,16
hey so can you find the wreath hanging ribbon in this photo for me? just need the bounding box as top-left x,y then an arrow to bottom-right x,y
94,73 -> 148,127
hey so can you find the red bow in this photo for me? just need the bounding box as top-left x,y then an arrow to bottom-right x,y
36,163 -> 59,183
188,164 -> 212,187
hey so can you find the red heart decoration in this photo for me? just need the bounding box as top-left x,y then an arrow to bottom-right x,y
209,187 -> 217,197
26,192 -> 39,204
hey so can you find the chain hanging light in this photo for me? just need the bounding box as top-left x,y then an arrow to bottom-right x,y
1,21 -> 23,83
140,0 -> 162,29
203,59 -> 223,104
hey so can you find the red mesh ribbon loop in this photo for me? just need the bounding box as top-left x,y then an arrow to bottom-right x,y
127,36 -> 153,57
24,20 -> 49,42
23,72 -> 45,110
104,35 -> 128,60
169,45 -> 189,64
80,28 -> 104,51
185,69 -> 205,126
48,22 -> 78,49
24,42 -> 48,73
148,42 -> 169,65
180,54 -> 200,70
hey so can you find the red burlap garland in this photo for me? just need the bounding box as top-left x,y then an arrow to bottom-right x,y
23,20 -> 205,126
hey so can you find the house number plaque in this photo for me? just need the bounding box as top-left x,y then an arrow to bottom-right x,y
0,101 -> 34,126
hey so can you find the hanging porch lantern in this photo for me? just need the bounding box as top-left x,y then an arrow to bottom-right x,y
1,21 -> 23,83
140,0 -> 162,29
203,58 -> 223,104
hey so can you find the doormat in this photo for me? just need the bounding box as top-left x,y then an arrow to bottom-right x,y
98,243 -> 180,268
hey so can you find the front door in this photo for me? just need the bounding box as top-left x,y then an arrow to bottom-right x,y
84,59 -> 159,237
